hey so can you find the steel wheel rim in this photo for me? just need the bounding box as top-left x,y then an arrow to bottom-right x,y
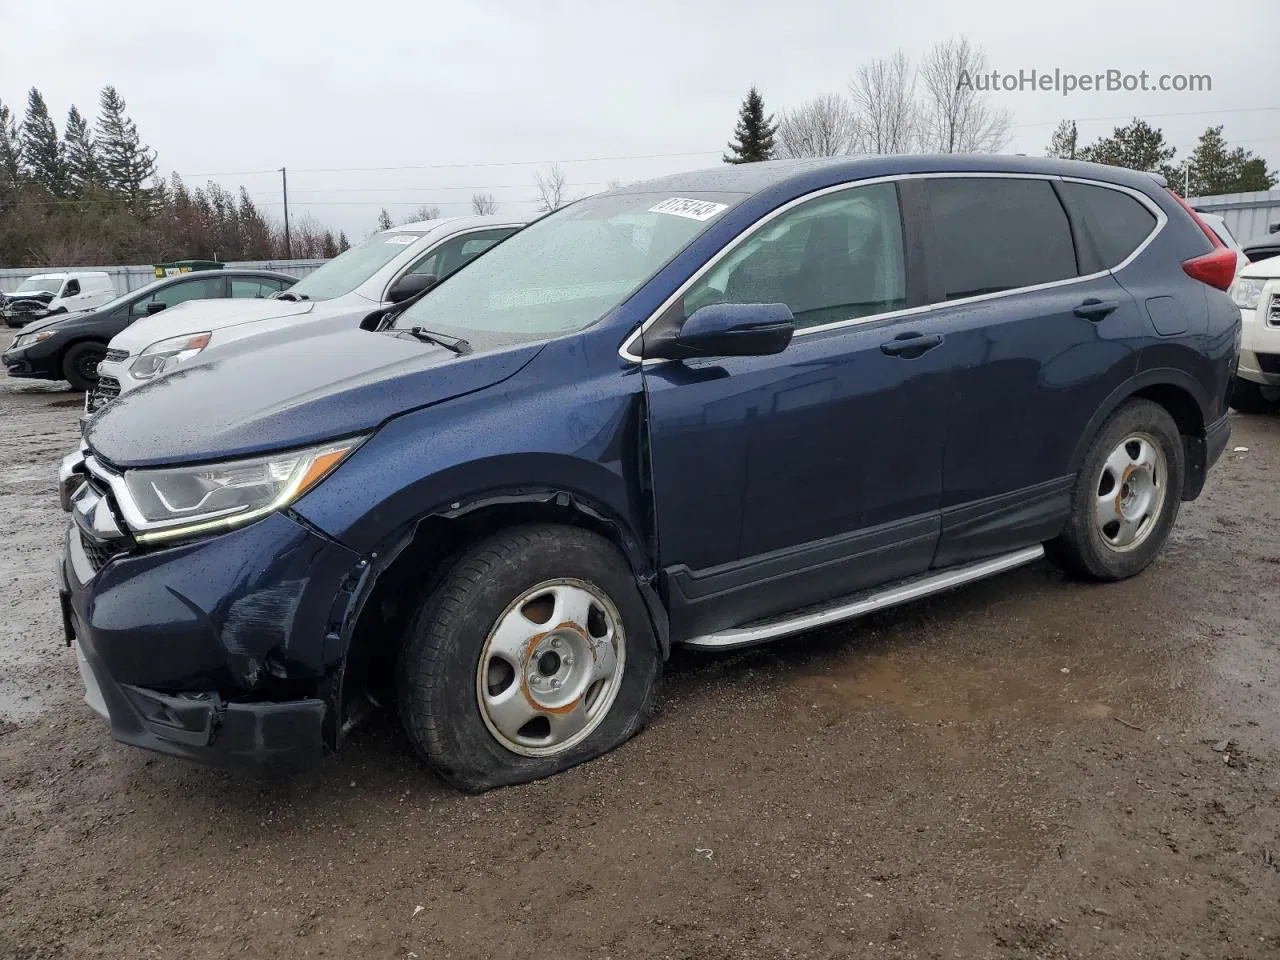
81,353 -> 103,381
475,577 -> 626,758
1094,431 -> 1167,553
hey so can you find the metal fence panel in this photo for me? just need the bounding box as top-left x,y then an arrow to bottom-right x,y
1185,190 -> 1280,246
0,259 -> 327,295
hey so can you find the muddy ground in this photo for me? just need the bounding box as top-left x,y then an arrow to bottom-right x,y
2,329 -> 1279,959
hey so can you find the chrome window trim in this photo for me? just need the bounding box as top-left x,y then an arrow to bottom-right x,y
618,171 -> 1169,365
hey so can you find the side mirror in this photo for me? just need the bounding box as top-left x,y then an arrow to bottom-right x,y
647,302 -> 795,361
388,273 -> 438,304
146,301 -> 167,315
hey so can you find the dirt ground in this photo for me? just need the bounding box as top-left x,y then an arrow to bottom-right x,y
3,331 -> 1280,960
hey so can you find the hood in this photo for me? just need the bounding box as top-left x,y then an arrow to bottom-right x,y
1240,255 -> 1280,281
84,327 -> 545,468
108,298 -> 317,353
6,291 -> 54,305
13,310 -> 85,335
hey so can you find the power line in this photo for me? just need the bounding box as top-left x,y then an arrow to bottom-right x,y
251,180 -> 616,196
176,149 -> 722,179
1013,105 -> 1280,129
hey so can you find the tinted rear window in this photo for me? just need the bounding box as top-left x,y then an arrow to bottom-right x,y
1059,182 -> 1157,269
926,177 -> 1077,300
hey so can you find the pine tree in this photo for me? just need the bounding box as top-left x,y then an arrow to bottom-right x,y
21,88 -> 66,196
337,230 -> 350,252
97,85 -> 156,200
723,86 -> 778,164
376,208 -> 393,231
1045,120 -> 1078,160
1076,118 -> 1177,177
63,105 -> 100,194
321,231 -> 338,258
1173,125 -> 1278,196
0,99 -> 21,186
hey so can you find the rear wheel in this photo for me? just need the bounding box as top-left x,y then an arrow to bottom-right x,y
61,342 -> 105,391
1049,399 -> 1184,581
396,524 -> 662,792
1229,376 -> 1280,414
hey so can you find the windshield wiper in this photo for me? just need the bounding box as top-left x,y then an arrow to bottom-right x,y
398,326 -> 472,355
271,291 -> 310,301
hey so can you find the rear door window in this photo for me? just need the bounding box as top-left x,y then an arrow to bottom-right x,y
925,177 -> 1078,301
1057,181 -> 1158,269
230,278 -> 282,298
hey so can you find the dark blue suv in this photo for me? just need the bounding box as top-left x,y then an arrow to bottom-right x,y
57,155 -> 1239,792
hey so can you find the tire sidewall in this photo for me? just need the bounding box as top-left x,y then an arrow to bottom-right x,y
399,526 -> 661,791
1073,401 -> 1184,579
62,342 -> 104,391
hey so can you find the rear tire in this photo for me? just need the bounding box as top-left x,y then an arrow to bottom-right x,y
1049,399 -> 1184,582
1229,376 -> 1280,414
61,342 -> 105,391
396,524 -> 662,793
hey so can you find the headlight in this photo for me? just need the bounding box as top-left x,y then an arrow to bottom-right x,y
128,332 -> 212,380
120,438 -> 363,544
13,330 -> 54,349
1230,277 -> 1266,311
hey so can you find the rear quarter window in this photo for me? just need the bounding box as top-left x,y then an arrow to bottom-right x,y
1058,182 -> 1158,269
925,177 -> 1078,301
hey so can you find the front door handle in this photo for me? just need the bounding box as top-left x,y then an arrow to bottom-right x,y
880,331 -> 943,358
1073,298 -> 1120,321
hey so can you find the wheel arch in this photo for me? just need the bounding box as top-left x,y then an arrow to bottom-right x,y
1069,368 -> 1211,500
331,485 -> 669,734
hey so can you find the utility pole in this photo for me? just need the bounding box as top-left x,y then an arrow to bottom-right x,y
280,166 -> 292,259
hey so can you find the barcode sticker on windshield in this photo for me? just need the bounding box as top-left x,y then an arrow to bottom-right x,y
384,235 -> 417,244
648,198 -> 728,221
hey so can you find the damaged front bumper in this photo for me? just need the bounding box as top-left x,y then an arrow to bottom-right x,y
57,506 -> 368,777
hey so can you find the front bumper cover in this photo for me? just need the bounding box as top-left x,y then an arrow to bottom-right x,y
57,498 -> 367,776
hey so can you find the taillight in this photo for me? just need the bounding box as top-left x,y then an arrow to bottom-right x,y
1167,188 -> 1236,291
1181,248 -> 1238,291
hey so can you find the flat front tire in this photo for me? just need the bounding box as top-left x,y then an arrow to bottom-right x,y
1049,399 -> 1184,582
396,524 -> 662,793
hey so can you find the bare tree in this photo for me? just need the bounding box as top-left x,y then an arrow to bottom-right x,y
777,93 -> 858,158
533,163 -> 568,212
402,205 -> 441,224
848,50 -> 918,154
471,192 -> 498,215
918,35 -> 1013,154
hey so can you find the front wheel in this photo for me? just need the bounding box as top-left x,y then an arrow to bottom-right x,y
396,524 -> 662,792
61,342 -> 105,391
1048,399 -> 1184,582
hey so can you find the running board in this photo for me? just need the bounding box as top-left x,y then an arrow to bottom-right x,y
682,544 -> 1046,651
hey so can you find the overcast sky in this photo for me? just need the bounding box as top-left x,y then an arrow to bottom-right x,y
6,0 -> 1279,241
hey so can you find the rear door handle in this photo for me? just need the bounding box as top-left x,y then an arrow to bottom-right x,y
880,331 -> 943,357
1074,298 -> 1120,321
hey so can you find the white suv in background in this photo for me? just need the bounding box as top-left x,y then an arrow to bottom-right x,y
88,215 -> 526,411
1229,254 -> 1280,413
1199,212 -> 1249,278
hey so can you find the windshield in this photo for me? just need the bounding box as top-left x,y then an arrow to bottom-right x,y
391,191 -> 741,348
15,277 -> 62,295
283,230 -> 428,301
